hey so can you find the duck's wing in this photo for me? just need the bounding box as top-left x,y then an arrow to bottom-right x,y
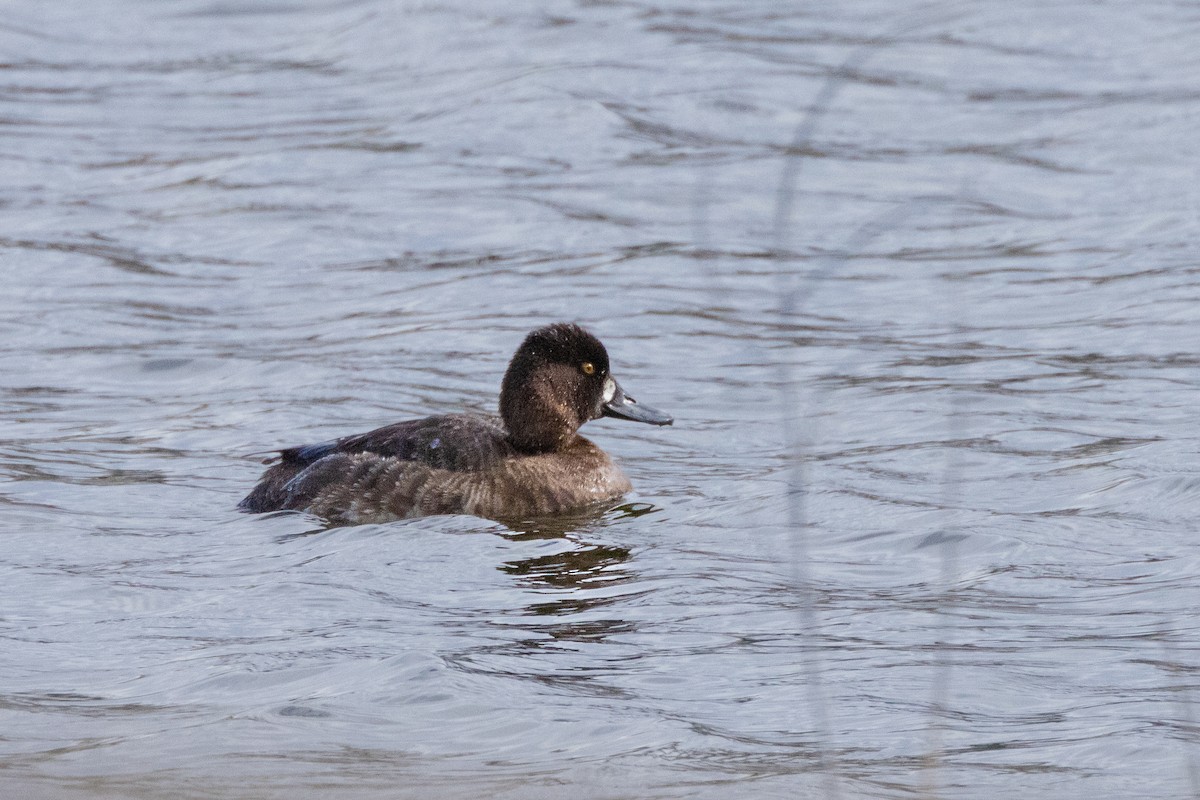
322,413 -> 512,471
238,414 -> 512,514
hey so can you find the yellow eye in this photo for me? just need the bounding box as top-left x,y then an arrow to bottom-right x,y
581,362 -> 595,375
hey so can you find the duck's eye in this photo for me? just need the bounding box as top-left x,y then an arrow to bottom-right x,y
580,361 -> 595,375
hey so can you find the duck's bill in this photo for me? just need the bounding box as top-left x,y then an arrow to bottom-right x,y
602,379 -> 673,426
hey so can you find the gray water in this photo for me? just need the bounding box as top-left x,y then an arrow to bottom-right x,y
4,1 -> 1200,798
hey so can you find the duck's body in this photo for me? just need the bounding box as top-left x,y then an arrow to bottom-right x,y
239,413 -> 632,524
239,323 -> 671,524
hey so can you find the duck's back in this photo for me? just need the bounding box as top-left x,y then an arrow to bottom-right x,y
239,413 -> 631,523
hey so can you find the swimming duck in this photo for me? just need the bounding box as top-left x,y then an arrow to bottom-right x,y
239,323 -> 672,523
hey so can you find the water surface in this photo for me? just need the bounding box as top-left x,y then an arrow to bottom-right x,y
4,1 -> 1200,798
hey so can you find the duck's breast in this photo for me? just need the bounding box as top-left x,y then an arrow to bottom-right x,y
463,436 -> 633,520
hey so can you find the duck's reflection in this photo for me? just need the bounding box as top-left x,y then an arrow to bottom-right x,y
496,502 -> 659,642
500,501 -> 659,541
269,502 -> 662,646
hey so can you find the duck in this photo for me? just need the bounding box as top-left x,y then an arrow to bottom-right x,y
238,322 -> 672,524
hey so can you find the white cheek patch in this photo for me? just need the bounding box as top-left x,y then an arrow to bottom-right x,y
603,376 -> 616,403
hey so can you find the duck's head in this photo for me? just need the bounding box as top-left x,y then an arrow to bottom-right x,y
499,322 -> 673,452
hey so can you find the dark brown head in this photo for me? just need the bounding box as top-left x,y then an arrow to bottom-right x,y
499,323 -> 672,453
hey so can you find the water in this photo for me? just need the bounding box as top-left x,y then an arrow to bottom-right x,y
3,1 -> 1200,797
